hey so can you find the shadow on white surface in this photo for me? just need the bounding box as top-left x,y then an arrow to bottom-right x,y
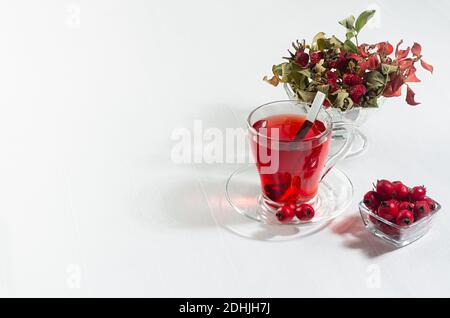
332,214 -> 396,258
197,165 -> 332,241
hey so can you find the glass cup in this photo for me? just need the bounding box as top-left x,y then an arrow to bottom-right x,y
284,83 -> 382,158
247,100 -> 354,212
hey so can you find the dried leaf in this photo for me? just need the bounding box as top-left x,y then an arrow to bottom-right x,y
420,59 -> 434,73
348,53 -> 363,61
405,66 -> 421,83
382,85 -> 402,97
381,63 -> 398,75
359,55 -> 380,71
411,42 -> 422,56
263,65 -> 281,86
390,73 -> 404,92
312,32 -> 325,44
377,42 -> 394,55
329,36 -> 343,48
364,71 -> 385,89
395,40 -> 404,56
399,58 -> 414,71
406,85 -> 420,105
296,90 -> 316,103
396,47 -> 410,60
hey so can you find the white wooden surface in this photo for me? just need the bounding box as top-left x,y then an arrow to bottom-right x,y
0,0 -> 449,297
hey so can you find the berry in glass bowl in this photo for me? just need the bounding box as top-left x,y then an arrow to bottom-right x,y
359,180 -> 441,247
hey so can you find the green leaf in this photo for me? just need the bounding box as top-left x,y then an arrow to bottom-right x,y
365,97 -> 379,108
338,15 -> 355,30
280,63 -> 291,83
312,32 -> 325,43
381,63 -> 398,75
290,64 -> 310,89
355,10 -> 376,32
364,71 -> 385,89
344,40 -> 358,53
333,89 -> 353,111
313,59 -> 326,74
346,31 -> 355,40
295,90 -> 316,103
316,84 -> 330,95
329,36 -> 343,48
317,38 -> 327,51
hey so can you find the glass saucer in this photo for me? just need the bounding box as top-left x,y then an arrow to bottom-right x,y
332,128 -> 368,159
225,165 -> 353,226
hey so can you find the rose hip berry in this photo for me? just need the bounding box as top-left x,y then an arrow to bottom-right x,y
410,186 -> 426,201
294,51 -> 309,67
424,197 -> 437,211
393,181 -> 410,201
398,201 -> 415,212
363,191 -> 380,211
396,210 -> 415,227
310,51 -> 323,65
294,203 -> 315,221
376,179 -> 395,200
413,200 -> 430,220
378,200 -> 399,221
276,205 -> 295,223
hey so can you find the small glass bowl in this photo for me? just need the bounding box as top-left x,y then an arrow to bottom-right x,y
359,200 -> 442,248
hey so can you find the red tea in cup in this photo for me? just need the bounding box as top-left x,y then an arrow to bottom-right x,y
250,114 -> 330,204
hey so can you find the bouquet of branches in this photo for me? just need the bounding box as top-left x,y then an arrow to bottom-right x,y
264,10 -> 433,111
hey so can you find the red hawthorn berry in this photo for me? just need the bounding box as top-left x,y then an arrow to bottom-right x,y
310,51 -> 323,65
294,203 -> 315,221
398,201 -> 415,212
363,191 -> 380,211
276,205 -> 295,224
396,210 -> 415,227
392,181 -> 410,201
413,200 -> 430,220
375,179 -> 395,200
343,73 -> 364,86
424,197 -> 437,211
349,84 -> 367,104
294,51 -> 309,67
378,200 -> 400,221
410,186 -> 426,202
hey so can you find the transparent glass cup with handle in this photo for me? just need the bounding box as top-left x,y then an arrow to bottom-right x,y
247,100 -> 354,213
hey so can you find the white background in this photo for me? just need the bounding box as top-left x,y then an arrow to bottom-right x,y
0,0 -> 449,297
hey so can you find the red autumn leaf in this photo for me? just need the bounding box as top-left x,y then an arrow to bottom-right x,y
399,58 -> 414,71
411,42 -> 422,56
405,66 -> 421,82
376,42 -> 394,55
406,85 -> 420,105
390,73 -> 404,92
396,47 -> 410,60
358,44 -> 370,58
395,40 -> 404,56
359,55 -> 380,71
383,85 -> 402,97
420,59 -> 434,73
348,53 -> 363,61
